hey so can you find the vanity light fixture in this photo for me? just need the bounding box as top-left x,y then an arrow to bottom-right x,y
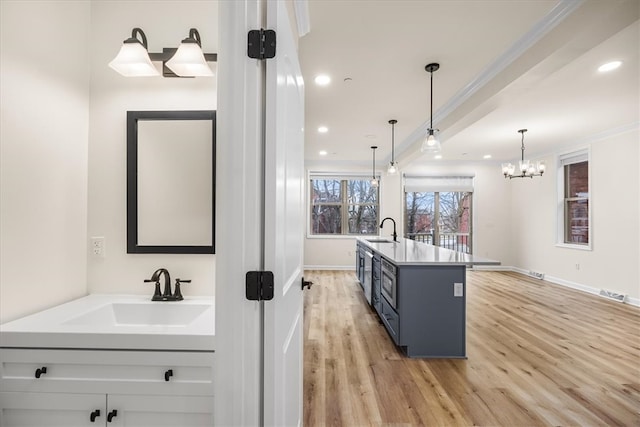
501,129 -> 545,179
109,27 -> 216,78
165,28 -> 213,77
370,146 -> 379,188
108,28 -> 160,77
387,119 -> 399,175
421,63 -> 441,153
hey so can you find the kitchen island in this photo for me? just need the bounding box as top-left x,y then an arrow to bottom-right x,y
356,237 -> 499,358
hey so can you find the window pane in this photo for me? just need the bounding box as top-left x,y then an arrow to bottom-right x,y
348,205 -> 378,234
565,161 -> 588,197
347,179 -> 377,204
439,192 -> 471,234
311,205 -> 342,234
405,192 -> 435,240
565,199 -> 589,244
311,179 -> 341,203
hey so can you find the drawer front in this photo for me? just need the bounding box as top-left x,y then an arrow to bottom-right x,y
0,349 -> 214,396
380,297 -> 399,345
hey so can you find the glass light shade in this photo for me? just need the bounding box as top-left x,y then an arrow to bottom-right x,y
109,42 -> 159,77
519,160 -> 530,174
421,129 -> 441,153
387,161 -> 398,175
166,42 -> 213,77
370,178 -> 379,188
502,163 -> 515,177
537,161 -> 546,174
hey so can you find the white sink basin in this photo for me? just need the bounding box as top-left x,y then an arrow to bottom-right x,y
64,302 -> 210,327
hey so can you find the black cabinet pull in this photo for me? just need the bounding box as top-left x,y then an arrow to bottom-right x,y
90,409 -> 101,422
34,366 -> 47,378
107,409 -> 118,422
164,369 -> 173,381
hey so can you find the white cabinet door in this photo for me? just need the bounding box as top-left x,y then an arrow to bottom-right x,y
0,392 -> 105,426
263,1 -> 306,425
106,395 -> 213,427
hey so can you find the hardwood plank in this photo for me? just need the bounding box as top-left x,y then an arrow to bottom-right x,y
303,270 -> 640,426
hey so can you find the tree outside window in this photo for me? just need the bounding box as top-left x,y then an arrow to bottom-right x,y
310,177 -> 379,236
564,161 -> 589,244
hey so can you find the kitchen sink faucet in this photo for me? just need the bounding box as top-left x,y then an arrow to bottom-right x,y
380,217 -> 397,242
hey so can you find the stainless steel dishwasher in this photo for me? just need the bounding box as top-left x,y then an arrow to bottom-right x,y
363,248 -> 373,305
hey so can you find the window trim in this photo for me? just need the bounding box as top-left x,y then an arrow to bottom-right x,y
307,172 -> 381,238
556,147 -> 592,250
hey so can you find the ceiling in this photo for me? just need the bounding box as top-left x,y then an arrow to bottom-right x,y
299,0 -> 639,169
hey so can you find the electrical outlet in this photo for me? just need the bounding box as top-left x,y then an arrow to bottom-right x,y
454,282 -> 463,297
91,237 -> 105,257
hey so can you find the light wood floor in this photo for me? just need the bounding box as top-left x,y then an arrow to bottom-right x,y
302,270 -> 640,426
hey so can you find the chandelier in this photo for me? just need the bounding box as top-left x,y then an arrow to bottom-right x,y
501,129 -> 545,179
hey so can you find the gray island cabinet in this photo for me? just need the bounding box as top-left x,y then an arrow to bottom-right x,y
356,237 -> 499,358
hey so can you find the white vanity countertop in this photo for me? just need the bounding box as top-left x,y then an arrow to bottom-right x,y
0,294 -> 215,352
358,237 -> 501,266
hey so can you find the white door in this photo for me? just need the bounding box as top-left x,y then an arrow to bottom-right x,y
263,1 -> 306,425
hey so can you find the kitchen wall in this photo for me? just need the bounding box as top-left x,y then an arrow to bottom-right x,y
87,1 -> 218,296
304,128 -> 640,303
304,161 -> 514,269
0,1 -> 91,323
509,129 -> 639,301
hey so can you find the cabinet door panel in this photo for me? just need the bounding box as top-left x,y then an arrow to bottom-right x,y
107,395 -> 213,427
0,391 -> 104,427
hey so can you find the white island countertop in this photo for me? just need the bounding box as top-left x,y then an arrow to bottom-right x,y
358,237 -> 500,266
0,294 -> 214,352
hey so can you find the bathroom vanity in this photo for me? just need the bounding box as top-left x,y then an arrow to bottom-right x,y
0,295 -> 215,426
356,237 -> 499,358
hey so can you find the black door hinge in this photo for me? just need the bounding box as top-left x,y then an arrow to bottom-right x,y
246,271 -> 274,301
247,29 -> 276,60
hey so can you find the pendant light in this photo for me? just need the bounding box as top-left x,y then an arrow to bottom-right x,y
166,28 -> 214,77
108,28 -> 160,77
421,63 -> 441,153
387,119 -> 399,175
501,129 -> 546,179
370,146 -> 379,188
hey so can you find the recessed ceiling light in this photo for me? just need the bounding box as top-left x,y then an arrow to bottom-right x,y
483,154 -> 492,159
598,61 -> 622,72
318,126 -> 328,133
314,75 -> 331,86
319,150 -> 328,156
434,155 -> 443,160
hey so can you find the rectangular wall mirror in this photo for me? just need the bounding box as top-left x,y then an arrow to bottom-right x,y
127,110 -> 216,254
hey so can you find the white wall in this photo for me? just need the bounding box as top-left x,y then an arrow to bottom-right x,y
87,1 -> 218,296
304,130 -> 639,302
0,1 -> 91,323
304,161 -> 513,269
510,130 -> 639,300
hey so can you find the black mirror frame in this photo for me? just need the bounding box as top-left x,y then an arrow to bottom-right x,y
126,110 -> 216,254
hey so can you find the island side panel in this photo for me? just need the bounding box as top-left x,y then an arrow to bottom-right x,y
397,264 -> 466,358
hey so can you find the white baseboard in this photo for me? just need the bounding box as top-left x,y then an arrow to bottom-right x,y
302,264 -> 640,307
303,265 -> 355,271
509,267 -> 640,307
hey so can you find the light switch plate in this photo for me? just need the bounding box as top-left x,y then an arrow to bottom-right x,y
454,282 -> 463,297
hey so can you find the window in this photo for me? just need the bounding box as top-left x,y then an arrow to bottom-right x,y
558,149 -> 590,247
310,175 -> 379,236
403,175 -> 474,253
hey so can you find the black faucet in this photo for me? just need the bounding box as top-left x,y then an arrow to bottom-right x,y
145,268 -> 175,301
380,217 -> 397,242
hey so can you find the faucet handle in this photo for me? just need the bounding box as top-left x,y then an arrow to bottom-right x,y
144,279 -> 163,301
173,279 -> 191,301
